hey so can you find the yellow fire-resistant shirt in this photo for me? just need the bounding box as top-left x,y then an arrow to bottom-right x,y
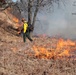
23,22 -> 28,33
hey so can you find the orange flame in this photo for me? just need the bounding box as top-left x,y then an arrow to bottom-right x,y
32,38 -> 76,59
13,16 -> 19,23
58,50 -> 69,57
12,16 -> 21,28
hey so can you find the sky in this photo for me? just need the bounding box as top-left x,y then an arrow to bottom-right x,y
12,0 -> 17,2
34,0 -> 76,39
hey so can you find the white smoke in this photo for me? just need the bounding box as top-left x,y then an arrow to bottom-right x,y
34,0 -> 76,39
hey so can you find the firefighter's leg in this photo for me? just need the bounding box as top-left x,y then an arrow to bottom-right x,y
26,32 -> 33,42
23,33 -> 26,42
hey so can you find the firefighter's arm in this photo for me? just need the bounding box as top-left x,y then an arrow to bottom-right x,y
24,23 -> 28,33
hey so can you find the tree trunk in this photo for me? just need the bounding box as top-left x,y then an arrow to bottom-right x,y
28,0 -> 32,25
32,0 -> 39,30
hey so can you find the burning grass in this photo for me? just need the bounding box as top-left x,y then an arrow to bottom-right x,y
0,34 -> 76,75
31,37 -> 76,60
0,18 -> 76,75
0,19 -> 76,74
0,7 -> 76,75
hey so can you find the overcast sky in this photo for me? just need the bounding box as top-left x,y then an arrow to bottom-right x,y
34,0 -> 76,39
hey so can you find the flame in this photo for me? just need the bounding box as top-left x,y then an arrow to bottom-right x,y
12,16 -> 21,29
13,16 -> 19,23
32,38 -> 76,59
33,45 -> 54,59
58,50 -> 69,56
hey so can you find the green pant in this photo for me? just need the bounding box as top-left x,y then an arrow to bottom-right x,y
23,31 -> 33,42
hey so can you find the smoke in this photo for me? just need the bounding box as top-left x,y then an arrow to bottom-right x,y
63,14 -> 76,39
33,0 -> 76,39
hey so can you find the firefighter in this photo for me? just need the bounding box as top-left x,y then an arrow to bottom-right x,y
21,18 -> 33,42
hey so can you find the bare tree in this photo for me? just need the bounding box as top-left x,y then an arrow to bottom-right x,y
0,0 -> 64,31
18,0 -> 64,31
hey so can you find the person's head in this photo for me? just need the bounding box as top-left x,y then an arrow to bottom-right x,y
22,18 -> 27,22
